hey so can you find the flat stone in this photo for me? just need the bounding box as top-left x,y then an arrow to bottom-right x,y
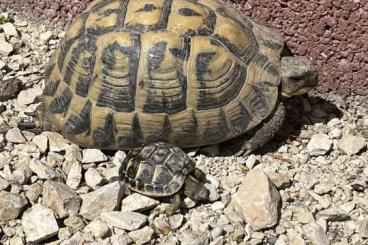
66,161 -> 82,189
42,180 -> 81,218
5,128 -> 26,143
39,31 -> 53,43
302,222 -> 330,245
339,201 -> 355,214
357,219 -> 368,238
26,183 -> 42,203
32,134 -> 48,153
42,132 -> 68,152
82,149 -> 108,163
211,201 -> 225,211
338,135 -> 366,155
22,204 -> 59,243
0,78 -> 21,102
29,159 -> 57,179
231,169 -> 281,231
0,191 -> 28,221
128,226 -> 154,244
85,168 -> 104,189
314,183 -> 333,195
100,211 -> 147,231
80,181 -> 125,220
307,134 -> 332,156
267,172 -> 291,189
17,86 -> 43,106
0,177 -> 10,190
11,163 -> 32,185
293,205 -> 315,224
0,38 -> 13,56
1,23 -> 18,37
316,206 -> 349,221
86,219 -> 110,239
287,229 -> 306,245
121,193 -> 159,212
0,151 -> 12,169
168,214 -> 184,230
245,155 -> 260,169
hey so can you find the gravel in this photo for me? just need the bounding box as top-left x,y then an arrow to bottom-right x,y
0,12 -> 367,245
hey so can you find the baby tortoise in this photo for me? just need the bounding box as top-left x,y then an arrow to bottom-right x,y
119,142 -> 209,215
19,0 -> 318,156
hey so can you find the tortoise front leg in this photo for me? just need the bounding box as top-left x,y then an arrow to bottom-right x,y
235,102 -> 286,157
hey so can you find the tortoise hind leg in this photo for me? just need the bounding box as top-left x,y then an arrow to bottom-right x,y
235,102 -> 286,157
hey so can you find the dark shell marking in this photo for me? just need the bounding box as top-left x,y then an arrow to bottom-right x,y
43,0 -> 284,150
119,142 -> 194,197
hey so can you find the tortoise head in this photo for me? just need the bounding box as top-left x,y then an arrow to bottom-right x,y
280,56 -> 318,97
183,169 -> 209,202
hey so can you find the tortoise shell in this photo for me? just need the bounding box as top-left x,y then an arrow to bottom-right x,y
43,0 -> 284,150
119,142 -> 195,197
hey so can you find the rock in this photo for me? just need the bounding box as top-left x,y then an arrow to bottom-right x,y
29,159 -> 57,179
0,177 -> 10,190
0,117 -> 10,133
357,219 -> 368,238
211,201 -> 225,211
22,204 -> 59,243
231,170 -> 280,231
339,201 -> 355,214
11,163 -> 32,185
58,227 -> 72,241
25,183 -> 42,203
0,151 -> 12,169
121,193 -> 160,212
293,205 -> 314,224
0,38 -> 13,56
39,31 -> 53,43
267,172 -> 291,189
82,149 -> 108,163
85,168 -> 104,189
64,214 -> 85,233
287,229 -> 306,245
245,155 -> 260,169
5,128 -> 26,143
314,183 -> 333,195
302,222 -> 330,245
16,86 -> 43,106
329,128 -> 342,139
80,181 -> 125,220
32,134 -> 48,153
60,232 -> 83,245
86,219 -> 110,239
108,233 -> 134,245
66,161 -> 82,189
100,211 -> 147,231
307,134 -> 332,156
317,206 -> 349,221
42,180 -> 81,218
43,132 -> 69,152
0,78 -> 21,101
1,23 -> 18,37
210,236 -> 224,245
338,135 -> 366,155
0,191 -> 28,221
168,213 -> 184,230
128,226 -> 154,244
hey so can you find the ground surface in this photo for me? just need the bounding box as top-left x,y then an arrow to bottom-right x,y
1,0 -> 368,97
0,14 -> 367,245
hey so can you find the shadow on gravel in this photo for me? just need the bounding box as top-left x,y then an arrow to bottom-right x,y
220,94 -> 343,157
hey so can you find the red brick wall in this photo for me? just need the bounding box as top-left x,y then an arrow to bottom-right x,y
1,0 -> 367,96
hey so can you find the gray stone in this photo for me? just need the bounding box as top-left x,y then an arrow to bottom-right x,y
85,168 -> 104,189
357,219 -> 368,238
60,232 -> 83,245
267,172 -> 291,189
338,135 -> 366,155
80,181 -> 125,220
0,177 -> 10,190
42,180 -> 82,218
82,149 -> 108,163
121,193 -> 159,212
339,201 -> 355,214
29,159 -> 57,179
32,134 -> 48,153
210,236 -> 224,245
168,214 -> 184,230
17,86 -> 43,106
293,205 -> 314,224
5,128 -> 26,143
287,229 -> 306,245
39,31 -> 54,43
86,219 -> 110,239
307,134 -> 332,156
64,214 -> 85,233
0,191 -> 28,221
302,222 -> 330,245
43,132 -> 69,152
11,163 -> 32,185
314,183 -> 333,195
317,206 -> 349,221
231,170 -> 280,231
0,151 -> 12,169
22,204 -> 59,243
66,161 -> 82,189
128,226 -> 154,244
0,78 -> 21,102
26,182 -> 42,203
100,211 -> 147,231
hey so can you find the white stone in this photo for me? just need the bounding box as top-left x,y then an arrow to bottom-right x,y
1,23 -> 18,37
42,132 -> 69,152
314,183 -> 333,195
100,211 -> 147,231
80,181 -> 125,220
302,222 -> 330,245
128,226 -> 154,244
245,154 -> 260,169
121,193 -> 159,212
82,149 -> 108,163
231,169 -> 280,231
287,229 -> 306,245
29,159 -> 57,179
17,86 -> 43,106
0,38 -> 13,56
338,135 -> 366,155
211,201 -> 225,211
39,31 -> 53,43
32,134 -> 48,153
86,219 -> 110,239
293,205 -> 314,224
66,161 -> 82,189
22,204 -> 59,243
357,219 -> 368,238
307,134 -> 332,156
0,191 -> 28,221
329,128 -> 342,139
5,128 -> 26,143
85,168 -> 104,189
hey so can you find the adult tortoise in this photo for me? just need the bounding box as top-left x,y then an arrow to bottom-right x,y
120,142 -> 209,215
21,0 -> 318,156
